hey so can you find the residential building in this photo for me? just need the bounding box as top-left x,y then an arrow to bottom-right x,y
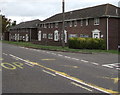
36,3 -> 119,50
9,19 -> 41,42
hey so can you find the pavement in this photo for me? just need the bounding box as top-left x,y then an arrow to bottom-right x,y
1,43 -> 120,94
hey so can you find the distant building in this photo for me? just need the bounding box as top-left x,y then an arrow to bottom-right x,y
9,19 -> 41,42
37,3 -> 120,50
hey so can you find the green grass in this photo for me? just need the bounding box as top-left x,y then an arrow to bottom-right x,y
2,40 -> 119,54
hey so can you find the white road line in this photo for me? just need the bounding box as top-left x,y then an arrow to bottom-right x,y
55,72 -> 111,94
58,54 -> 63,56
91,62 -> 99,66
81,60 -> 89,63
9,54 -> 34,67
64,56 -> 71,59
71,82 -> 93,92
3,53 -> 8,56
102,65 -> 113,68
72,58 -> 79,61
46,52 -> 50,54
43,70 -> 56,76
51,53 -> 57,55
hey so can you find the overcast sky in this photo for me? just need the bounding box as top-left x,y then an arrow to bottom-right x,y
0,0 -> 119,24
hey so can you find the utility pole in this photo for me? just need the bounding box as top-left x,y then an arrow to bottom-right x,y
62,0 -> 65,47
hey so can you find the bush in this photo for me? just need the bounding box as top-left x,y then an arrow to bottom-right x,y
68,38 -> 105,50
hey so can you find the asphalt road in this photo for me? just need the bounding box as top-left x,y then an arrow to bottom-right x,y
1,43 -> 120,94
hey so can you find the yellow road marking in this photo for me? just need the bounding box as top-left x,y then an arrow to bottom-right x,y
111,78 -> 120,84
8,54 -> 120,94
102,77 -> 120,84
41,59 -> 56,61
1,63 -> 16,70
13,62 -> 24,69
27,61 -> 119,94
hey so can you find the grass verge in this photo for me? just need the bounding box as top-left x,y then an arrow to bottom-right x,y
2,41 -> 119,54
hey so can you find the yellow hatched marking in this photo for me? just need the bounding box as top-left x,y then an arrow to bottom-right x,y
101,77 -> 120,84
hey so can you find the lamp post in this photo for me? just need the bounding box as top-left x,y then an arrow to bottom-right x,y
62,0 -> 65,48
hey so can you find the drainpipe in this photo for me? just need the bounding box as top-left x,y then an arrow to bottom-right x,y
106,16 -> 110,50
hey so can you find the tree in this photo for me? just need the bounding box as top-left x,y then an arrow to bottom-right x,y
2,15 -> 16,33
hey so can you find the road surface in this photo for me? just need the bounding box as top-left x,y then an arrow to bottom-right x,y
1,43 -> 120,94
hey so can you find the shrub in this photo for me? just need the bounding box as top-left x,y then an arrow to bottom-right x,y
68,38 -> 105,50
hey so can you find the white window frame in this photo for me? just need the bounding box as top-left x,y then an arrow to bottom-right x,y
74,20 -> 77,27
55,22 -> 58,28
43,33 -> 47,39
48,34 -> 53,39
69,21 -> 73,27
81,19 -> 83,26
86,19 -> 89,26
51,23 -> 53,28
94,18 -> 100,25
54,30 -> 59,41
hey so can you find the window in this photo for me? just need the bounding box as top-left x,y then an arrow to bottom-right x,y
69,34 -> 78,38
43,33 -> 47,39
86,19 -> 89,26
48,23 -> 50,28
55,22 -> 58,28
69,21 -> 73,27
65,22 -> 68,27
80,34 -> 89,38
94,18 -> 100,25
51,23 -> 53,28
48,34 -> 53,39
81,19 -> 83,26
44,24 -> 47,28
74,20 -> 77,27
54,30 -> 59,41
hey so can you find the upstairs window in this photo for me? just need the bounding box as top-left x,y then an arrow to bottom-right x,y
74,20 -> 77,27
81,19 -> 83,26
44,24 -> 47,28
55,22 -> 58,28
48,23 -> 50,28
69,21 -> 73,27
86,19 -> 89,26
51,23 -> 53,28
94,18 -> 100,25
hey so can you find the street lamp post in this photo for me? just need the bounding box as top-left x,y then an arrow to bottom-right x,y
62,0 -> 65,48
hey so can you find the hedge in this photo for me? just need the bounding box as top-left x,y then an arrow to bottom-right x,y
68,38 -> 106,49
